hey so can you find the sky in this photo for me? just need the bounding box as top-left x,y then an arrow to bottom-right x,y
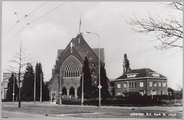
1,1 -> 183,90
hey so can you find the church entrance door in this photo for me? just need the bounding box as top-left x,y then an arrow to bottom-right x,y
62,87 -> 67,97
69,87 -> 75,97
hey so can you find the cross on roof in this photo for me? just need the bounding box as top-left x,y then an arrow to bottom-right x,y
70,42 -> 75,53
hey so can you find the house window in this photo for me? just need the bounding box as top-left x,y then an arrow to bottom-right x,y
154,82 -> 157,87
163,81 -> 166,87
129,82 -> 131,88
127,73 -> 138,78
149,82 -> 152,87
151,90 -> 157,95
117,83 -> 121,88
117,92 -> 122,96
124,83 -> 127,88
152,73 -> 160,77
158,82 -> 161,87
140,82 -> 144,87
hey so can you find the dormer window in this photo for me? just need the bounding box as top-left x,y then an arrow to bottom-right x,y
126,73 -> 138,78
151,72 -> 160,77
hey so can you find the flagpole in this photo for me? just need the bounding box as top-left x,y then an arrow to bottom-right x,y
79,13 -> 81,34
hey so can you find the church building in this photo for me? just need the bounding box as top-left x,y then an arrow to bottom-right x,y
49,33 -> 104,103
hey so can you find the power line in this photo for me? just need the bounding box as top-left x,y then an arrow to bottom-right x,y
2,25 -> 28,47
2,22 -> 18,38
27,1 -> 48,16
2,1 -> 48,38
38,16 -> 130,32
3,7 -> 26,15
29,2 -> 67,24
2,2 -> 67,47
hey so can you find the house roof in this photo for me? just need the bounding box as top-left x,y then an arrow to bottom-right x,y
116,68 -> 167,80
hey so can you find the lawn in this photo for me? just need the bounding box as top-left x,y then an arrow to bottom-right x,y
1,102 -> 182,118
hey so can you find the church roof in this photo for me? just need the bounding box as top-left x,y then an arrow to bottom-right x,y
56,33 -> 104,63
57,49 -> 64,59
116,68 -> 167,80
92,48 -> 104,63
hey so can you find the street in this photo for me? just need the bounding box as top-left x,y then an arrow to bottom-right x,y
1,102 -> 183,118
2,111 -> 63,118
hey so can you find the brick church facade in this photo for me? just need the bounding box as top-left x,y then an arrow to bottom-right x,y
49,33 -> 104,103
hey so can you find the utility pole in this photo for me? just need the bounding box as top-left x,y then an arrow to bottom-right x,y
34,66 -> 36,104
40,72 -> 42,102
13,74 -> 15,102
18,72 -> 21,108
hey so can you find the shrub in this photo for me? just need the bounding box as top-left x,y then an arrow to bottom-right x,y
62,97 -> 81,105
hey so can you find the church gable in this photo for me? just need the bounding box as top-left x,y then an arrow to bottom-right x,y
56,34 -> 104,66
55,46 -> 84,72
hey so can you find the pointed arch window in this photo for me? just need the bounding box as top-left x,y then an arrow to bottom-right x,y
64,60 -> 80,77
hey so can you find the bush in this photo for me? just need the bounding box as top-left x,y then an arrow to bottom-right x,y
62,97 -> 81,105
61,95 -> 179,106
84,99 -> 98,106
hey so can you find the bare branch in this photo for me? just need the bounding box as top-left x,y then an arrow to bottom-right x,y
123,3 -> 183,50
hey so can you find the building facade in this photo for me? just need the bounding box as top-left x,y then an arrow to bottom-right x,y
114,68 -> 168,96
49,33 -> 105,103
1,73 -> 23,100
1,73 -> 11,99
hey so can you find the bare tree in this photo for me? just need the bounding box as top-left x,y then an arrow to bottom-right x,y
124,2 -> 183,50
8,41 -> 30,108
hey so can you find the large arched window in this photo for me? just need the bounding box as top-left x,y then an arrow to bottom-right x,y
64,60 -> 80,77
60,55 -> 82,78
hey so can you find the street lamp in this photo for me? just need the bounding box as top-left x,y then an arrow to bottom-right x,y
86,31 -> 101,107
80,72 -> 84,105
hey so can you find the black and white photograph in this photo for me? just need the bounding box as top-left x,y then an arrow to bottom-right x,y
1,1 -> 183,119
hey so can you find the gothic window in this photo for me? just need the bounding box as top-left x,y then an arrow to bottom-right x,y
64,60 -> 80,77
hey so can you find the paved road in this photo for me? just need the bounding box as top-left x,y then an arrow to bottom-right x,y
2,110 -> 64,118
